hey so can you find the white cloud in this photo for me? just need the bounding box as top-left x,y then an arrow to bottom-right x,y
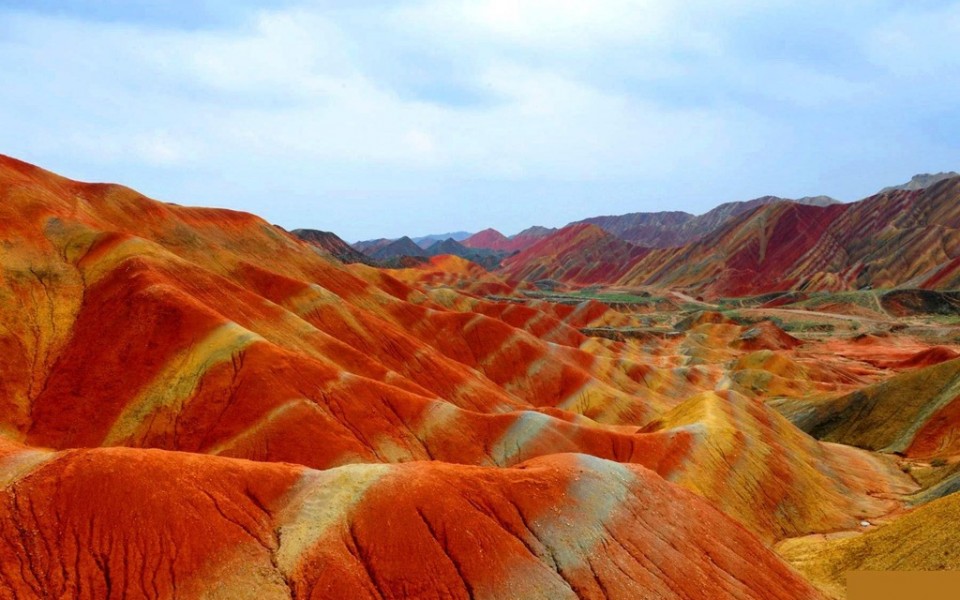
440,0 -> 672,46
133,131 -> 201,166
142,9 -> 356,98
404,129 -> 437,157
0,1 -> 957,239
393,0 -> 723,56
866,3 -> 960,78
0,5 -> 742,179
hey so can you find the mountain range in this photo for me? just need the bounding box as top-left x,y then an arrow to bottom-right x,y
880,171 -> 960,193
570,195 -> 837,248
347,172 -> 959,299
412,231 -> 472,248
353,195 -> 843,260
503,176 -> 960,297
293,228 -> 378,266
2,154 -> 960,598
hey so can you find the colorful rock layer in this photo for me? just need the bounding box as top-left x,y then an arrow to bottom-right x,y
498,178 -> 960,297
0,154 -> 954,598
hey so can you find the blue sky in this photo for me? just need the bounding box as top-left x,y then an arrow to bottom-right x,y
0,1 -> 957,241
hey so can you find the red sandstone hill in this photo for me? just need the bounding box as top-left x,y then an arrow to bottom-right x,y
462,226 -> 557,253
462,227 -> 511,250
620,177 -> 960,296
499,223 -> 650,285
0,154 -> 933,597
573,210 -> 693,247
572,196 -> 837,248
508,225 -> 558,250
498,177 -> 960,296
0,442 -> 824,599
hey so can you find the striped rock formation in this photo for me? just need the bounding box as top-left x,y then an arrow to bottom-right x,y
499,224 -> 650,285
774,357 -> 960,460
498,177 -> 960,297
778,490 -> 960,599
622,178 -> 960,295
0,439 -> 825,599
0,154 -> 952,598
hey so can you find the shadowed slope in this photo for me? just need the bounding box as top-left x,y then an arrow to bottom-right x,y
778,491 -> 960,599
293,228 -> 378,266
772,358 -> 960,460
643,391 -> 913,542
368,236 -> 426,260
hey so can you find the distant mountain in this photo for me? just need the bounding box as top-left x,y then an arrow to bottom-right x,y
674,195 -> 838,245
368,236 -> 427,260
293,229 -> 378,266
574,211 -> 693,247
881,172 -> 960,193
352,237 -> 394,254
618,176 -> 960,296
497,176 -> 960,296
358,194 -> 841,259
572,196 -> 839,248
412,231 -> 472,248
354,234 -> 507,269
463,226 -> 557,253
424,238 -> 471,257
508,225 -> 559,251
793,195 -> 839,207
423,237 -> 508,269
462,228 -> 511,250
499,223 -> 649,285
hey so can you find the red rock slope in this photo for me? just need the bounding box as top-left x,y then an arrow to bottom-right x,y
463,226 -> 556,253
572,196 -> 836,248
0,440 -> 823,599
619,178 -> 960,296
496,179 -> 960,296
0,154 -> 923,597
499,223 -> 649,285
462,227 -> 511,250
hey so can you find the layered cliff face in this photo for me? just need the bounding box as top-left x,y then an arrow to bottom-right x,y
0,440 -> 828,600
498,178 -> 960,297
0,154 -> 954,599
499,223 -> 650,285
619,179 -> 960,296
571,196 -> 837,248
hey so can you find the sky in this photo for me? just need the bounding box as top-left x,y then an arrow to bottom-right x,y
0,1 -> 958,241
